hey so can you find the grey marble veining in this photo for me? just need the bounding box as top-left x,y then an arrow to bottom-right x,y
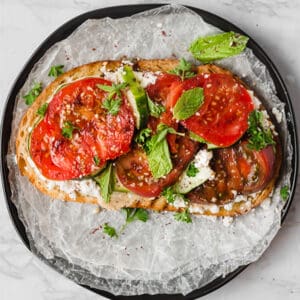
0,0 -> 299,299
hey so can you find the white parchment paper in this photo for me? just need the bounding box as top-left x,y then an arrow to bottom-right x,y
7,5 -> 292,296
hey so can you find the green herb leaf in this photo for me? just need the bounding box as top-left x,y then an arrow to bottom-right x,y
189,31 -> 249,63
280,186 -> 289,201
93,155 -> 100,166
36,103 -> 48,117
186,163 -> 199,177
97,82 -> 127,99
103,223 -> 118,238
173,87 -> 204,120
174,208 -> 192,223
162,186 -> 176,204
145,124 -> 184,179
61,121 -> 78,139
247,110 -> 275,151
48,65 -> 64,78
101,98 -> 122,116
122,208 -> 149,223
169,58 -> 195,80
23,82 -> 42,105
147,95 -> 166,118
94,163 -> 114,203
135,128 -> 152,150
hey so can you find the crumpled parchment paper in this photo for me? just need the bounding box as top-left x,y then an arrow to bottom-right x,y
7,4 -> 292,296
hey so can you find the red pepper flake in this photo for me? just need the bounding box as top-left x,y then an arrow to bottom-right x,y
161,30 -> 167,36
92,48 -> 96,51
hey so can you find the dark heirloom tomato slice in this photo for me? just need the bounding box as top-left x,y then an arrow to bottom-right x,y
166,73 -> 254,147
30,78 -> 134,180
187,140 -> 276,204
116,136 -> 199,197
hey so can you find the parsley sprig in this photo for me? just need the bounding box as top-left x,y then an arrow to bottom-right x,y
36,103 -> 48,117
61,121 -> 79,139
280,186 -> 289,201
169,58 -> 195,80
97,83 -> 127,115
174,208 -> 192,223
48,65 -> 64,78
103,223 -> 118,238
186,163 -> 199,177
147,95 -> 165,118
101,98 -> 122,116
247,110 -> 275,151
23,82 -> 42,105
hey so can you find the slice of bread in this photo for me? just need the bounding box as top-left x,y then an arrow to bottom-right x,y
16,60 -> 281,216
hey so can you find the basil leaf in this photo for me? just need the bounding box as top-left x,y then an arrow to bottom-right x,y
48,65 -> 64,78
148,138 -> 173,179
189,31 -> 249,63
173,87 -> 204,120
94,163 -> 114,203
147,95 -> 165,118
103,223 -> 118,238
23,82 -> 42,105
146,124 -> 184,178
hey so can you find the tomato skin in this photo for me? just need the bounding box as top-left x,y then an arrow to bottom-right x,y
162,73 -> 254,147
116,136 -> 199,197
30,77 -> 134,180
147,73 -> 180,103
187,140 -> 276,204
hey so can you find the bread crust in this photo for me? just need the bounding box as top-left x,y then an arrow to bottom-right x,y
16,60 -> 282,216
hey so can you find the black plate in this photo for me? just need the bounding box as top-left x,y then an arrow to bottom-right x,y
1,4 -> 298,300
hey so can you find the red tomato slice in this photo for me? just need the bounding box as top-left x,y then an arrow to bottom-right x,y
116,136 -> 199,197
147,73 -> 180,103
165,73 -> 254,147
30,78 -> 134,180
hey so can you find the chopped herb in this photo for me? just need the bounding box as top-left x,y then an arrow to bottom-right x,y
280,186 -> 289,201
48,65 -> 64,78
189,31 -> 249,63
135,128 -> 152,151
147,95 -> 166,117
174,208 -> 192,223
36,103 -> 48,117
97,82 -> 127,99
120,208 -> 149,233
23,82 -> 42,105
186,163 -> 199,177
122,208 -> 149,223
101,98 -> 122,115
103,223 -> 118,238
94,163 -> 114,203
162,186 -> 176,204
93,155 -> 100,166
173,87 -> 204,120
61,121 -> 78,139
169,58 -> 195,80
247,110 -> 275,151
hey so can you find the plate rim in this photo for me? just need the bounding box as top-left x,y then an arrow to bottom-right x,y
0,4 -> 298,300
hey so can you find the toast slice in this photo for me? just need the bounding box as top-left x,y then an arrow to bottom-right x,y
16,60 -> 282,216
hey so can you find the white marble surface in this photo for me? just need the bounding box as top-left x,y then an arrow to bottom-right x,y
0,0 -> 299,299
